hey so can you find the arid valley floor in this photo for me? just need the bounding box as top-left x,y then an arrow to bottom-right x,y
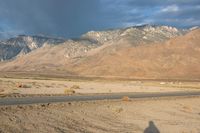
0,95 -> 200,133
1,76 -> 200,96
0,76 -> 200,133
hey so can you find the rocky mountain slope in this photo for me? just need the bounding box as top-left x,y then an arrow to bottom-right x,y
69,28 -> 200,79
0,25 -> 185,62
0,35 -> 65,61
0,25 -> 199,80
81,25 -> 185,45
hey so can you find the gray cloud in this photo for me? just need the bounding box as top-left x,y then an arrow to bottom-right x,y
0,0 -> 199,39
0,0 -> 103,39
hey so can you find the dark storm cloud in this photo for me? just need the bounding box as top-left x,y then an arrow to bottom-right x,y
0,0 -> 104,39
0,0 -> 199,39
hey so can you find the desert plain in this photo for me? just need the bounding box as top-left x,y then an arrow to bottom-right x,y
0,75 -> 200,133
0,95 -> 200,133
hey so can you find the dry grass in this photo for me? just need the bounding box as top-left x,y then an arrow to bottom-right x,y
64,88 -> 75,94
0,89 -> 4,93
182,105 -> 193,113
16,83 -> 32,88
70,85 -> 80,89
0,93 -> 7,97
45,85 -> 52,88
115,107 -> 123,113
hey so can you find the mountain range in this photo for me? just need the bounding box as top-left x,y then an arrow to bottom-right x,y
0,25 -> 199,80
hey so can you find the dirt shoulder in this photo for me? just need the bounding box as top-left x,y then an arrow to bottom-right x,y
0,96 -> 200,133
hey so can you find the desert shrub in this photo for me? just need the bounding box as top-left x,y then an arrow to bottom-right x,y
0,94 -> 7,97
16,83 -> 23,88
16,83 -> 32,88
182,105 -> 193,113
22,84 -> 32,88
122,96 -> 131,101
70,85 -> 80,89
115,107 -> 123,113
64,88 -> 75,94
3,75 -> 9,78
0,89 -> 4,93
45,85 -> 52,88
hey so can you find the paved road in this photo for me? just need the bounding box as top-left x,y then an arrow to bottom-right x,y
1,91 -> 200,106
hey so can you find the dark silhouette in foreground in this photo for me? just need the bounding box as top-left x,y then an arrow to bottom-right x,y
144,121 -> 160,133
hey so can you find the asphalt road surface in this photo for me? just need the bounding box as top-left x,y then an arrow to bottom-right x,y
1,91 -> 200,106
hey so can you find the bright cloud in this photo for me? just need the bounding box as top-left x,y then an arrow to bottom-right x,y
161,5 -> 179,12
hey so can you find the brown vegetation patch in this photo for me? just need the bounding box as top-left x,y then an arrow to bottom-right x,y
122,96 -> 131,101
64,88 -> 75,94
70,85 -> 80,89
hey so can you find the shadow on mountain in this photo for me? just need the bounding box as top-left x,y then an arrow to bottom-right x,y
144,121 -> 160,133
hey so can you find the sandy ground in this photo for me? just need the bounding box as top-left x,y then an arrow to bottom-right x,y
0,78 -> 200,96
0,97 -> 200,133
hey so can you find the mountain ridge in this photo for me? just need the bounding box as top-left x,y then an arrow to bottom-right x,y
0,35 -> 65,61
68,28 -> 200,79
0,25 -> 199,80
0,25 -> 188,61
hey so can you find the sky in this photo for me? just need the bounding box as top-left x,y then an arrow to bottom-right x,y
0,0 -> 199,39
